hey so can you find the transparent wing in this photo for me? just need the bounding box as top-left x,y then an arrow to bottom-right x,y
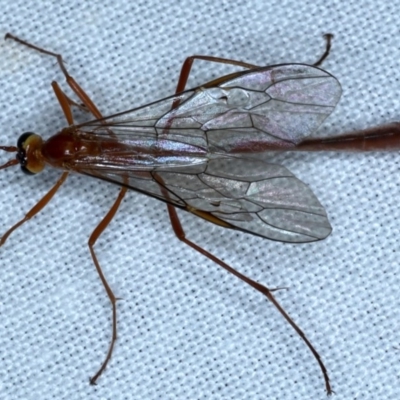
81,63 -> 342,151
78,156 -> 331,243
72,63 -> 339,242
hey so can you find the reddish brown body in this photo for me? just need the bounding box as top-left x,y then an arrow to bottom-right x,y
2,32 -> 400,395
296,122 -> 400,151
25,121 -> 400,177
42,129 -> 100,164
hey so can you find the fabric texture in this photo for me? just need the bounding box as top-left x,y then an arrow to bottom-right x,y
0,1 -> 399,399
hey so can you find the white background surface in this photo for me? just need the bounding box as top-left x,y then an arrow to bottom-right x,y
0,1 -> 399,399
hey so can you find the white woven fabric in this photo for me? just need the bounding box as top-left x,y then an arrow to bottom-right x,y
0,1 -> 399,399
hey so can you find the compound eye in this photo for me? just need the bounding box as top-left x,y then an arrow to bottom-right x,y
20,164 -> 35,175
17,132 -> 36,150
15,132 -> 44,175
